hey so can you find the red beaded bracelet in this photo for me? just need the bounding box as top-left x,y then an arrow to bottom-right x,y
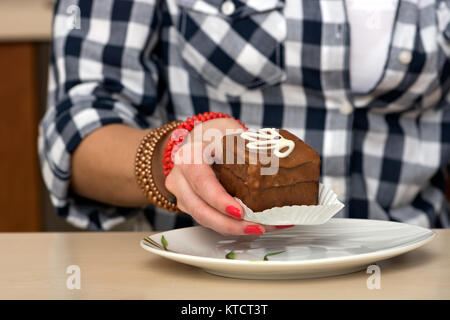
162,111 -> 247,177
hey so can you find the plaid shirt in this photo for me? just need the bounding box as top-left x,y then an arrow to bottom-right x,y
39,0 -> 450,230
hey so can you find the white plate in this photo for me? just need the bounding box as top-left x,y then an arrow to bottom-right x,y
140,218 -> 435,280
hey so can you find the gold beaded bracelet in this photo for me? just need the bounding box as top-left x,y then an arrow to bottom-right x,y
135,121 -> 183,213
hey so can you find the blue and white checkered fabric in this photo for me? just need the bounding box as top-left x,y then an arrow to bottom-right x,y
39,0 -> 450,230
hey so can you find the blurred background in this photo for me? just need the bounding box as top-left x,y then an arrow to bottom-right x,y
0,0 -> 83,232
0,0 -> 449,232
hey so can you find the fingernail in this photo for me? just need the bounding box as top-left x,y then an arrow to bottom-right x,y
275,225 -> 295,229
226,205 -> 242,219
244,225 -> 264,235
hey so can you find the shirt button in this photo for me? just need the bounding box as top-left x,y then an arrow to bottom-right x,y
221,1 -> 235,16
339,101 -> 353,115
398,50 -> 412,65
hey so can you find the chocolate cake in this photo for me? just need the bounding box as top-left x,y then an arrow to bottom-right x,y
213,129 -> 320,212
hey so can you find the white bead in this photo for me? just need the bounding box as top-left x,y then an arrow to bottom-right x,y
398,50 -> 412,65
221,1 -> 235,15
339,100 -> 353,115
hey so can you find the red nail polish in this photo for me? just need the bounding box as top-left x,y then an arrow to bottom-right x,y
275,225 -> 295,229
244,225 -> 264,235
226,206 -> 242,219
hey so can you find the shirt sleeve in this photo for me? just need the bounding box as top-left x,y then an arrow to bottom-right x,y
38,0 -> 163,230
395,2 -> 450,227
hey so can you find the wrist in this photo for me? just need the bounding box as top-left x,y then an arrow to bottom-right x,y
163,112 -> 246,177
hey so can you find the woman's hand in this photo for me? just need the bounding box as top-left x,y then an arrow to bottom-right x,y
164,118 -> 278,236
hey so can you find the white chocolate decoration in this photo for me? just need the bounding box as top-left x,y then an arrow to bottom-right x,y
240,128 -> 295,158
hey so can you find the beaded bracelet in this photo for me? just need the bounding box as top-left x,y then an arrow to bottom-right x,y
162,111 -> 247,177
135,121 -> 183,213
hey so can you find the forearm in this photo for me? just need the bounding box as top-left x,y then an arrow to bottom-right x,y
70,117 -> 241,208
71,124 -> 168,207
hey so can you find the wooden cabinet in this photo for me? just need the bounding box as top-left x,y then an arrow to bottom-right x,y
0,0 -> 53,231
0,43 -> 42,231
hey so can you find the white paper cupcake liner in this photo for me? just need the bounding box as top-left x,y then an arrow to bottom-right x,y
236,183 -> 345,226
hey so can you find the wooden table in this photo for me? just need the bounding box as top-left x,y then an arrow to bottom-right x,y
0,230 -> 448,300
